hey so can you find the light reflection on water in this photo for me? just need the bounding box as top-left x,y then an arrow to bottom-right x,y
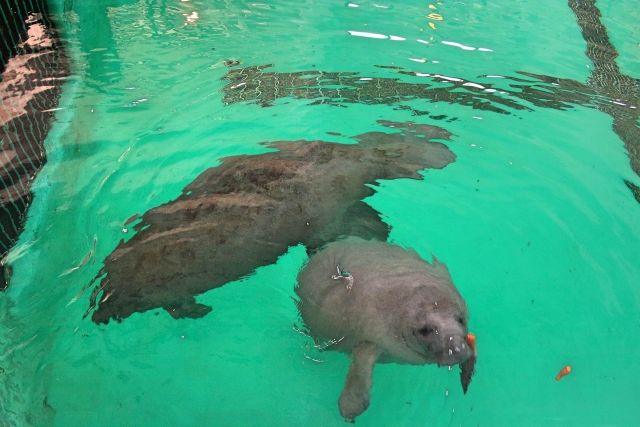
1,0 -> 639,426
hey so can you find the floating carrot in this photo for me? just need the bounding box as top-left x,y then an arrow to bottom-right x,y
465,333 -> 476,355
555,365 -> 572,381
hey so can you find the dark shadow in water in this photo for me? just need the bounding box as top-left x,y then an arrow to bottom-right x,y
567,0 -> 640,201
222,64 -> 601,118
86,121 -> 455,323
222,1 -> 639,201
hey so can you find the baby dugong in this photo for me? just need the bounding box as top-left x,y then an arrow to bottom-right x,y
296,237 -> 475,421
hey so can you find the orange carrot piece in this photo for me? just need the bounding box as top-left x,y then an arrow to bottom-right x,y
465,333 -> 476,355
555,365 -> 572,381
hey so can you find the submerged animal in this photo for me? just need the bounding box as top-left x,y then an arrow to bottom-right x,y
296,237 -> 475,421
86,120 -> 455,323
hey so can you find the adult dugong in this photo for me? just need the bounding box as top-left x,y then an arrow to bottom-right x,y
85,120 -> 455,324
296,238 -> 475,421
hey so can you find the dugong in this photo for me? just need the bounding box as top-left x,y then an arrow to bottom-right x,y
296,237 -> 475,420
86,120 -> 455,324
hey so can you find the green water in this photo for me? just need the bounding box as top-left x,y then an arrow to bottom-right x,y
2,0 -> 640,426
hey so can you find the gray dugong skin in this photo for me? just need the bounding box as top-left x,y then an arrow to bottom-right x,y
296,237 -> 472,420
87,120 -> 455,324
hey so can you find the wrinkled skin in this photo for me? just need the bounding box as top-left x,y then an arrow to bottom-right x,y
296,237 -> 473,421
87,121 -> 455,323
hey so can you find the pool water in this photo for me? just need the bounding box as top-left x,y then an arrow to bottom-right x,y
2,0 -> 640,425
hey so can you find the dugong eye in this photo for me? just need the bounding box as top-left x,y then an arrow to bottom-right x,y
418,326 -> 434,336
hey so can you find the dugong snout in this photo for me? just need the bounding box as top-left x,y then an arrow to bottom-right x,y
436,334 -> 471,366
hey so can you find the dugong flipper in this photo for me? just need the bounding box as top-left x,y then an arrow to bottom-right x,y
339,341 -> 379,420
296,237 -> 473,421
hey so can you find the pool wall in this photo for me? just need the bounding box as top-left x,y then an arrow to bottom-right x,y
0,0 -> 68,289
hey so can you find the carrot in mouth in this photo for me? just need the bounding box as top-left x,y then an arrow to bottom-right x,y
465,333 -> 476,355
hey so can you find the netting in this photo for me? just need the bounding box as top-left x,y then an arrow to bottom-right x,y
0,0 -> 68,289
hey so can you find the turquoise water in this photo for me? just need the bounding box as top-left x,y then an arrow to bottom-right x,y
2,0 -> 640,425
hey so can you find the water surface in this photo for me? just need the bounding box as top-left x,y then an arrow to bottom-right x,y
1,1 -> 639,426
